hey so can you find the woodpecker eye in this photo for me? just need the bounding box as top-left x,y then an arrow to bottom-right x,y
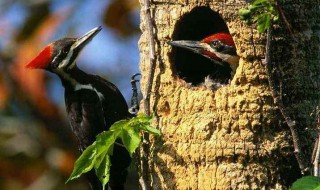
62,49 -> 68,54
52,47 -> 71,68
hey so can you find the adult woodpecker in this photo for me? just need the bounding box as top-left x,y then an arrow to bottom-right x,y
26,26 -> 131,190
168,33 -> 239,75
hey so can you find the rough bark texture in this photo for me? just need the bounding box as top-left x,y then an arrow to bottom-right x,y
139,0 -> 320,189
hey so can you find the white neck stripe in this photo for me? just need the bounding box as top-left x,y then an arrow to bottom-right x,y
75,84 -> 105,101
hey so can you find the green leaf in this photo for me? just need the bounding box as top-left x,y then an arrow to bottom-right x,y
95,155 -> 111,190
108,143 -> 115,156
255,13 -> 271,33
239,8 -> 251,20
139,125 -> 161,136
94,149 -> 107,169
67,114 -> 159,187
135,113 -> 152,120
96,131 -> 118,156
253,13 -> 264,22
66,143 -> 97,183
267,5 -> 275,12
128,114 -> 152,128
131,113 -> 152,123
109,119 -> 129,131
239,0 -> 278,33
291,176 -> 320,190
120,127 -> 141,156
273,15 -> 279,22
126,114 -> 160,135
248,4 -> 261,12
252,0 -> 267,5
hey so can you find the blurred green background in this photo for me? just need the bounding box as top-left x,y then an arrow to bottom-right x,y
0,0 -> 140,189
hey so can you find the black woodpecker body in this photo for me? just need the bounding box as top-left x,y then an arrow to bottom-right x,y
26,26 -> 131,190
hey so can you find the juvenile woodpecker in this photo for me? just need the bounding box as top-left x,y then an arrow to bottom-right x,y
26,26 -> 131,190
168,33 -> 239,75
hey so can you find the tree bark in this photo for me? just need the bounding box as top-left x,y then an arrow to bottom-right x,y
139,0 -> 320,189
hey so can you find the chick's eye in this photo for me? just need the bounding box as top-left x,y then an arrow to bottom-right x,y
210,41 -> 218,46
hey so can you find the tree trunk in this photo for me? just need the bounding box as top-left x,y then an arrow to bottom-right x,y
139,0 -> 320,189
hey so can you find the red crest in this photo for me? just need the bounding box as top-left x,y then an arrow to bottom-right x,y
26,45 -> 53,69
201,33 -> 236,48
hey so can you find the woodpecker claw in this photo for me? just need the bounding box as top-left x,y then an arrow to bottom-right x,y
131,73 -> 141,82
129,73 -> 141,115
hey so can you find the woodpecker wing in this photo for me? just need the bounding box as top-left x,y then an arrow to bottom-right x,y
65,89 -> 105,151
64,88 -> 105,190
90,75 -> 132,122
79,74 -> 132,190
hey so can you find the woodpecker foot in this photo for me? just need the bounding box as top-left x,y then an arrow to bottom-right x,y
129,73 -> 141,115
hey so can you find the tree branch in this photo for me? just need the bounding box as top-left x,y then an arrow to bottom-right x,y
138,0 -> 157,189
274,0 -> 294,37
312,111 -> 320,176
312,135 -> 320,176
143,0 -> 157,114
265,27 -> 308,174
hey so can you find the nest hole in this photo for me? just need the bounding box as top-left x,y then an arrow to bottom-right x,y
170,7 -> 233,86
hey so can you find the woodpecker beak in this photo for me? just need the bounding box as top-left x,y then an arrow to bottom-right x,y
72,26 -> 102,51
168,40 -> 205,55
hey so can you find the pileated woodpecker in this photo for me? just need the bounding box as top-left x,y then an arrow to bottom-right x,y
168,33 -> 239,75
26,26 -> 131,190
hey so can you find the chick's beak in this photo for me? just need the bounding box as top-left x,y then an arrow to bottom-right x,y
168,40 -> 205,54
